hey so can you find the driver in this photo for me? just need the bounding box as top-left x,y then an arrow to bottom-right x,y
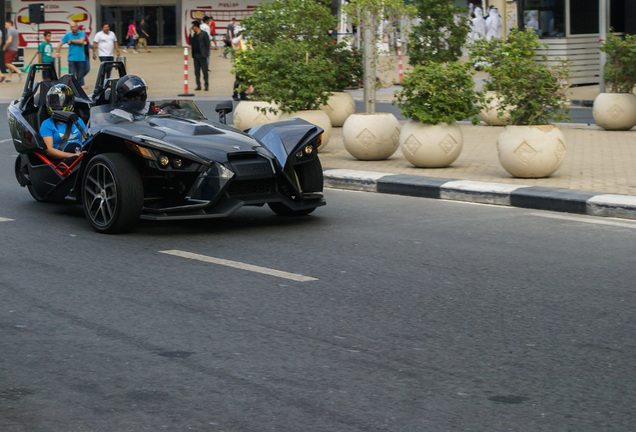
39,84 -> 86,162
115,74 -> 164,115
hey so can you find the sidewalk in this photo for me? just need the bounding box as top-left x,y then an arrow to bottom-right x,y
2,48 -> 635,219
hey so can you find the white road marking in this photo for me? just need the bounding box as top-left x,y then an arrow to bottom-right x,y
159,250 -> 318,282
0,217 -> 15,222
530,212 -> 636,229
0,139 -> 12,144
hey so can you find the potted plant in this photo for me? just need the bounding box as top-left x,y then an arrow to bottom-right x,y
593,31 -> 636,131
469,28 -> 571,178
232,0 -> 339,148
341,0 -> 413,160
390,0 -> 479,167
230,49 -> 281,130
320,42 -> 363,127
394,62 -> 481,167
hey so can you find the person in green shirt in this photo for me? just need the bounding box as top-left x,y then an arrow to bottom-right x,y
38,31 -> 54,80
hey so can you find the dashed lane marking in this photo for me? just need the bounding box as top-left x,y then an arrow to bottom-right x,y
159,250 -> 318,282
0,217 -> 15,222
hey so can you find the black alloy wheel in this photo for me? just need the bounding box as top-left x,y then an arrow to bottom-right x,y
82,153 -> 143,233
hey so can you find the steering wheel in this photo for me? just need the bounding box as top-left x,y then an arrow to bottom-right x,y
159,102 -> 182,110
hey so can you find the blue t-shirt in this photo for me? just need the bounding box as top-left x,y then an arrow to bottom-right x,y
40,117 -> 86,150
61,30 -> 86,61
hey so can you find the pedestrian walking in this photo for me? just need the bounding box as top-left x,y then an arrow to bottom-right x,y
223,18 -> 236,58
188,20 -> 209,91
56,22 -> 88,88
92,23 -> 120,78
232,26 -> 250,101
92,23 -> 120,62
37,31 -> 54,80
137,18 -> 151,53
79,25 -> 91,82
208,16 -> 218,50
2,21 -> 23,82
124,20 -> 139,53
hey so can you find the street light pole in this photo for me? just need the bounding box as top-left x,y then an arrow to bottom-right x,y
599,0 -> 609,92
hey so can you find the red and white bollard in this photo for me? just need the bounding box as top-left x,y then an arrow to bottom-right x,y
178,47 -> 194,96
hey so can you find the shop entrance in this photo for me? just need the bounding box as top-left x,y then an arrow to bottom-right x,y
101,6 -> 177,46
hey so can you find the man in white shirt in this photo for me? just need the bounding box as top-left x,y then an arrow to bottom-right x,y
200,16 -> 212,70
92,23 -> 120,63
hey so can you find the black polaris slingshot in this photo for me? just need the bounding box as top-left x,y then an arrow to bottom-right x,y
8,62 -> 325,233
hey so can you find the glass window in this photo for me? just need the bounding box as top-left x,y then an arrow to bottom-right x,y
570,0 -> 599,34
520,0 -> 566,38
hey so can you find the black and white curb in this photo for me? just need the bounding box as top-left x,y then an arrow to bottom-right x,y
323,169 -> 636,220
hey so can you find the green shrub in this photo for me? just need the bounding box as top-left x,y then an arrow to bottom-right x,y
327,42 -> 363,91
600,31 -> 636,93
232,0 -> 340,113
469,28 -> 570,125
236,39 -> 337,113
395,61 -> 481,125
407,0 -> 470,66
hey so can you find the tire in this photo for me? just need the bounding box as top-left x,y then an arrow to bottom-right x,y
269,157 -> 324,217
27,185 -> 46,202
82,153 -> 143,234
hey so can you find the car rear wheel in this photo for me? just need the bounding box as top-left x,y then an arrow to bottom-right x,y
269,157 -> 324,217
82,153 -> 143,234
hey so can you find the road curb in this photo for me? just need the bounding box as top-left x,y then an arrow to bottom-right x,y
323,168 -> 636,220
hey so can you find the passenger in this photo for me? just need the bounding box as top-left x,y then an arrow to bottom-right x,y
39,84 -> 86,161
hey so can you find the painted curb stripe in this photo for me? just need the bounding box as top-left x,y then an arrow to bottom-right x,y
323,170 -> 636,220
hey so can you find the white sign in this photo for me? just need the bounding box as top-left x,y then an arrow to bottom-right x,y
181,0 -> 262,46
13,0 -> 97,47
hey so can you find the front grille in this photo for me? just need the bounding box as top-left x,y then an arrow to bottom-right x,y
228,156 -> 275,181
226,179 -> 274,198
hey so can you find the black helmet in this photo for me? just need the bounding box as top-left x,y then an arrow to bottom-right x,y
46,84 -> 74,114
115,74 -> 148,103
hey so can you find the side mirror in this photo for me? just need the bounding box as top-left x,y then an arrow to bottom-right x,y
215,100 -> 233,125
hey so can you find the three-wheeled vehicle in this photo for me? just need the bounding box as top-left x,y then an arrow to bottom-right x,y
8,62 -> 325,233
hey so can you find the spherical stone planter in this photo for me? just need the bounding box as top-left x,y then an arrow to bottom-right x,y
233,101 -> 281,130
479,91 -> 512,126
280,110 -> 332,151
320,91 -> 356,127
497,124 -> 566,178
399,121 -> 463,168
592,92 -> 636,131
342,113 -> 401,160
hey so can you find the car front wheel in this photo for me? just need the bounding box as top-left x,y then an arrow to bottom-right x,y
82,153 -> 143,234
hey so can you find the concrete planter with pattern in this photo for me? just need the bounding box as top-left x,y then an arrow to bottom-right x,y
497,125 -> 566,178
399,121 -> 463,168
479,92 -> 513,126
321,92 -> 356,127
342,113 -> 401,160
233,101 -> 281,130
592,93 -> 636,131
280,110 -> 332,151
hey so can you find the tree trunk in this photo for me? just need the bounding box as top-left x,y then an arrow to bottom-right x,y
362,12 -> 376,113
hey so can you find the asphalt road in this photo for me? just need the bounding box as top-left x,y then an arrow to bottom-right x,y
1,103 -> 634,431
